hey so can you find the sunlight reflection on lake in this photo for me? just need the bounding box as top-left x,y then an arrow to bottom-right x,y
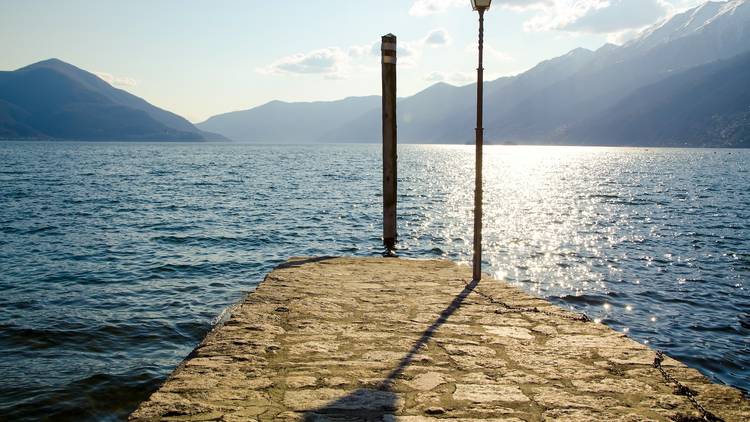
0,143 -> 748,420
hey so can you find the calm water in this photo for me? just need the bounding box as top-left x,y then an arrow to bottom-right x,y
0,142 -> 748,420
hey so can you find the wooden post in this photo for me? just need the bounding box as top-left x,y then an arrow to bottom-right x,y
381,34 -> 397,255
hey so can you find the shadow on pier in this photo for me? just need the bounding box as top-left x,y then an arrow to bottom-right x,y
300,278 -> 480,421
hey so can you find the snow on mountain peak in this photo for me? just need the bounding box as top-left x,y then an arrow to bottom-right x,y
626,0 -> 748,52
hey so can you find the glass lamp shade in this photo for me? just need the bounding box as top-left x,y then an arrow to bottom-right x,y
471,0 -> 492,10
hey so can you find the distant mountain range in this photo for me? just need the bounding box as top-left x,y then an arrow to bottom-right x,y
198,96 -> 381,143
564,50 -> 750,146
0,59 -> 224,141
198,0 -> 750,147
2,0 -> 749,146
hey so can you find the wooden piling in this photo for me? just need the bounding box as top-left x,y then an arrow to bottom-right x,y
381,34 -> 397,253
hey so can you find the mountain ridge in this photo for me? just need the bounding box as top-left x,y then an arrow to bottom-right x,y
4,0 -> 749,146
198,95 -> 381,143
198,0 -> 750,147
562,50 -> 750,147
0,59 -> 226,141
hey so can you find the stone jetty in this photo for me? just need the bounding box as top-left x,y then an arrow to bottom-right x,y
131,257 -> 749,421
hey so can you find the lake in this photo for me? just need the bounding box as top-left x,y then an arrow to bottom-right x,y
0,142 -> 748,420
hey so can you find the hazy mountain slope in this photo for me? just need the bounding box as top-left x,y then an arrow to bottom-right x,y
322,48 -> 598,144
21,59 -> 226,140
623,1 -> 727,53
0,66 -> 203,141
320,82 -> 476,143
0,99 -> 41,138
361,0 -> 749,145
199,0 -> 750,146
563,51 -> 750,147
0,59 -> 223,141
197,96 -> 380,142
625,1 -> 748,54
481,0 -> 750,143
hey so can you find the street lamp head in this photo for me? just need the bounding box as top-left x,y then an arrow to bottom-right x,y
471,0 -> 492,11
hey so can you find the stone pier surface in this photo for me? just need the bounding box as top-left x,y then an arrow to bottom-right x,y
131,257 -> 749,421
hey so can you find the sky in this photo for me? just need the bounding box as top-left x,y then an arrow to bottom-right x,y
0,0 -> 705,123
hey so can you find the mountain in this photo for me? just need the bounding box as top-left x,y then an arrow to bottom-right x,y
0,59 -> 225,141
623,1 -> 748,55
477,0 -> 750,144
201,46 -> 599,144
320,82 -> 476,143
197,96 -> 380,143
199,0 -> 750,147
320,46 -> 596,144
562,51 -> 750,147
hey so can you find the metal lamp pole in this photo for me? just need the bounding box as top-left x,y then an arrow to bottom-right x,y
471,0 -> 491,281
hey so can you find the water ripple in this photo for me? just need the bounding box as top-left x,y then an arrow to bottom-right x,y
0,142 -> 748,420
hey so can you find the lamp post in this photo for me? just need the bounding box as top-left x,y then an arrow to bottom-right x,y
470,0 -> 491,281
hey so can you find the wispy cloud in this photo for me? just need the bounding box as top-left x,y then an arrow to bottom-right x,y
396,29 -> 454,66
522,0 -> 669,34
425,70 -> 476,85
259,28 -> 454,78
408,0 -> 695,41
409,0 -> 464,16
94,72 -> 137,88
425,71 -> 446,82
464,41 -> 514,61
408,0 -> 557,16
424,28 -> 452,46
258,47 -> 348,77
424,39 -> 513,86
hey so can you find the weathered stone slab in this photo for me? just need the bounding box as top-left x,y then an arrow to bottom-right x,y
453,384 -> 530,403
131,257 -> 750,421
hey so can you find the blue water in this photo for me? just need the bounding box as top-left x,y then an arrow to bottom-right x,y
0,142 -> 748,420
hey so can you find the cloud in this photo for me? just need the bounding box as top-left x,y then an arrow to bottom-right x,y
456,41 -> 514,82
407,0 -> 689,37
94,72 -> 137,88
396,29 -> 454,67
498,0 -> 556,11
521,0 -> 609,32
260,28 -> 453,78
523,0 -> 670,34
425,71 -> 446,82
448,72 -> 476,84
464,41 -> 514,62
365,38 -> 421,67
258,47 -> 348,77
409,0 -> 464,16
425,71 -> 477,84
424,28 -> 452,46
489,0 -> 695,39
348,44 -> 372,59
408,0 -> 558,16
570,0 -> 668,33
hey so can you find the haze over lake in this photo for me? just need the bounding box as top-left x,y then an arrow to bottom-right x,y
1,142 -> 747,420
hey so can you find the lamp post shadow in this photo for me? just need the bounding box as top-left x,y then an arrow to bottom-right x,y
299,278 -> 480,421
